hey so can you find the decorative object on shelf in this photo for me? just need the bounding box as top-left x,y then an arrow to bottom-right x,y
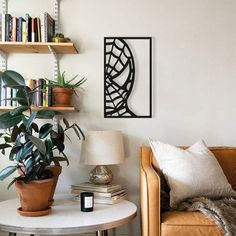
81,130 -> 125,185
0,70 -> 85,216
80,192 -> 94,212
46,67 -> 87,107
52,33 -> 71,43
104,37 -> 152,118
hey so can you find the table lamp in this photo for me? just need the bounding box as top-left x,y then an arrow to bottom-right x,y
81,130 -> 125,185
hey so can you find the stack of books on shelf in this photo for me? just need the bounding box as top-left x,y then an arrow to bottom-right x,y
71,182 -> 127,205
2,12 -> 55,42
0,79 -> 53,108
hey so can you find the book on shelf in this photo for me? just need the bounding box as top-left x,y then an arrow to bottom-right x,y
71,182 -> 122,193
17,17 -> 24,42
2,13 -> 5,42
0,78 -> 53,108
71,188 -> 127,198
5,14 -> 12,41
2,12 -> 55,43
25,13 -> 32,42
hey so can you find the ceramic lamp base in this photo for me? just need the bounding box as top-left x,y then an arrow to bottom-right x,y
89,165 -> 113,185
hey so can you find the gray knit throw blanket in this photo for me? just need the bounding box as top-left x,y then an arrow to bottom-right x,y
175,197 -> 236,236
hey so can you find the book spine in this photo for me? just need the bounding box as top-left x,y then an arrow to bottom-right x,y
37,17 -> 41,42
5,14 -> 12,41
40,13 -> 46,42
17,17 -> 23,42
0,79 -> 1,106
12,17 -> 17,42
2,13 -> 5,42
43,80 -> 47,107
48,83 -> 52,106
38,79 -> 45,106
45,80 -> 49,107
25,14 -> 31,42
34,18 -> 38,42
31,17 -> 35,42
31,79 -> 36,106
6,87 -> 11,106
46,13 -> 55,42
1,82 -> 6,106
22,21 -> 27,42
12,89 -> 17,107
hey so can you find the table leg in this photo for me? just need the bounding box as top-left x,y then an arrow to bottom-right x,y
96,230 -> 108,236
9,233 -> 16,236
103,230 -> 108,236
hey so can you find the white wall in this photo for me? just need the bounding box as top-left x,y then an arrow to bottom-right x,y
1,0 -> 236,235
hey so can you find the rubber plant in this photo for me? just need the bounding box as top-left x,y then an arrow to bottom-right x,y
0,70 -> 85,188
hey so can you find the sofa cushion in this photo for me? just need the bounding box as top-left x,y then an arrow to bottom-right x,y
161,211 -> 223,236
150,140 -> 236,207
211,149 -> 236,190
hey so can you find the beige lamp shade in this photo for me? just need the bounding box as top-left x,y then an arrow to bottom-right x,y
81,130 -> 125,165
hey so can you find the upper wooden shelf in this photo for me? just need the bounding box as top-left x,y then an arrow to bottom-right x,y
0,42 -> 78,54
0,106 -> 78,113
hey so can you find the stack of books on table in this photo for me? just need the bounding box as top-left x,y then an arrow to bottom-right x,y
71,182 -> 127,205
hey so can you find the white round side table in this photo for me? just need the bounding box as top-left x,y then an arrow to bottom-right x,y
0,195 -> 137,236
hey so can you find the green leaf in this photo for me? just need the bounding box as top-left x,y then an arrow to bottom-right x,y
9,146 -> 22,161
0,112 -> 22,129
20,142 -> 34,160
25,157 -> 34,173
22,112 -> 37,129
39,123 -> 53,139
4,136 -> 12,143
11,126 -> 21,142
45,139 -> 53,164
19,123 -> 26,132
74,124 -> 85,140
36,110 -> 58,119
31,123 -> 39,133
0,70 -> 25,88
0,143 -> 11,150
28,136 -> 46,155
16,89 -> 29,106
63,118 -> 70,128
10,106 -> 29,116
0,166 -> 17,181
7,178 -> 17,189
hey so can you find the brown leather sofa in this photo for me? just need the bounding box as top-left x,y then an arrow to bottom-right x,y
140,146 -> 236,236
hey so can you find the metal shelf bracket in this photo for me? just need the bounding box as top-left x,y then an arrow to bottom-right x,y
48,45 -> 59,81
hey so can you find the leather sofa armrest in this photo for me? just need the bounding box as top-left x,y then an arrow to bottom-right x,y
140,146 -> 161,236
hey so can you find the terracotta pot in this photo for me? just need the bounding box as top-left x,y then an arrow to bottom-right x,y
53,87 -> 74,106
46,166 -> 62,206
15,178 -> 54,214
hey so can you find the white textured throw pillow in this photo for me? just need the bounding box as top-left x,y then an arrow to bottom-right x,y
150,140 -> 235,207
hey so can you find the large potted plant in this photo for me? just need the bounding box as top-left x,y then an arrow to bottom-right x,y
0,70 -> 84,216
46,68 -> 87,107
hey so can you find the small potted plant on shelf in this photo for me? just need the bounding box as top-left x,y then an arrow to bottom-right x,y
46,68 -> 87,107
52,33 -> 71,43
0,70 -> 85,217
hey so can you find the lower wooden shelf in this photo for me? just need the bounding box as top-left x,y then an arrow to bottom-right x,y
0,106 -> 78,113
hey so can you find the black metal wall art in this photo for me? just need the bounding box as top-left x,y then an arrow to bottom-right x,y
104,37 -> 152,118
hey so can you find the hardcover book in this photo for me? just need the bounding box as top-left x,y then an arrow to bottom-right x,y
71,182 -> 122,193
2,13 -> 5,42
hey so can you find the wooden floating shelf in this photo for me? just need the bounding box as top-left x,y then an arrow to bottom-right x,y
0,106 -> 78,113
0,42 -> 78,54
